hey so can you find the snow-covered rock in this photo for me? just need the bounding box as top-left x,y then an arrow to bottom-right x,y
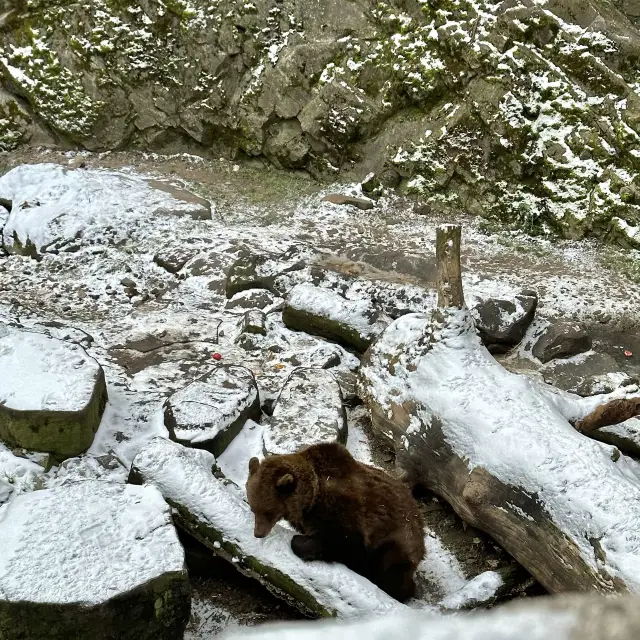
130,437 -> 406,619
0,164 -> 210,256
283,284 -> 388,353
0,480 -> 190,639
0,325 -> 107,457
593,418 -> 640,458
219,593 -> 640,640
541,352 -> 638,397
164,365 -> 260,457
225,247 -> 308,299
532,321 -> 592,363
264,368 -> 347,456
472,292 -> 537,353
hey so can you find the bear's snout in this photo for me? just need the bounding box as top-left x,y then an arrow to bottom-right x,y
253,517 -> 275,539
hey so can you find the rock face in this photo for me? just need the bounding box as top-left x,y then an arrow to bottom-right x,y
0,325 -> 107,458
283,283 -> 387,353
264,368 -> 347,456
1,0 -> 639,245
130,437 -> 403,619
472,292 -> 537,353
0,480 -> 190,640
164,365 -> 261,456
532,321 -> 593,363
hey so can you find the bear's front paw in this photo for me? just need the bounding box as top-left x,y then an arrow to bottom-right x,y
291,535 -> 324,561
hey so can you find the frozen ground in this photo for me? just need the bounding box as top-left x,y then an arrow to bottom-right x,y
0,149 -> 638,634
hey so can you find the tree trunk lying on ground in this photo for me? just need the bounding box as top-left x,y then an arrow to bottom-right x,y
129,437 -> 406,619
361,224 -> 640,594
220,593 -> 640,640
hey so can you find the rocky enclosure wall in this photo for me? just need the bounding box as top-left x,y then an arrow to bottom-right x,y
0,0 -> 639,245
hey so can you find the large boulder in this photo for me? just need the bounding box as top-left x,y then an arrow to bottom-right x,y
0,164 -> 210,257
264,368 -> 347,456
532,321 -> 593,363
283,284 -> 387,353
164,365 -> 260,457
0,325 -> 107,458
541,352 -> 638,396
0,480 -> 190,640
225,248 -> 307,299
472,292 -> 538,353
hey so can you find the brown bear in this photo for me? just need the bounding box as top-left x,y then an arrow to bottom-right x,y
246,442 -> 425,602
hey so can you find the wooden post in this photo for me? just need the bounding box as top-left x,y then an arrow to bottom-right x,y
436,224 -> 465,309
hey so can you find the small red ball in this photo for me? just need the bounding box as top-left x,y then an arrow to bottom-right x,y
212,352 -> 222,361
624,350 -> 633,358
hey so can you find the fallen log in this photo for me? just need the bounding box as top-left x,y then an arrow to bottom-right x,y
220,593 -> 640,640
361,224 -> 640,594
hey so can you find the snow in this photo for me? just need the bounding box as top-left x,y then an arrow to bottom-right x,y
0,480 -> 185,605
264,368 -> 346,455
133,436 -> 408,618
219,606 -> 577,640
0,443 -> 46,504
0,164 -> 208,253
218,420 -> 265,491
417,531 -> 467,596
286,284 -> 386,343
0,325 -> 102,412
439,571 -> 503,609
167,365 -> 258,446
362,308 -> 640,590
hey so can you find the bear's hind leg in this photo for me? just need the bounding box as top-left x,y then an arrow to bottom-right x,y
291,535 -> 325,561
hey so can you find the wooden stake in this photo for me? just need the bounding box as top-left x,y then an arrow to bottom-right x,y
436,224 -> 465,309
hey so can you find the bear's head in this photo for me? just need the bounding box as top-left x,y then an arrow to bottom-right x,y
245,454 -> 316,538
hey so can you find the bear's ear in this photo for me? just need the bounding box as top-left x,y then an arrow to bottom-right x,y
276,473 -> 295,494
248,457 -> 260,475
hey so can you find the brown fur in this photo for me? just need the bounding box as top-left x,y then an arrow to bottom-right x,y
246,442 -> 425,602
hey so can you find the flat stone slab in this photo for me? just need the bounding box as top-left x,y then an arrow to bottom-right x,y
283,283 -> 387,353
164,365 -> 260,457
0,480 -> 190,639
130,437 -> 404,619
0,164 -> 210,256
0,325 -> 107,457
264,368 -> 347,456
541,352 -> 638,397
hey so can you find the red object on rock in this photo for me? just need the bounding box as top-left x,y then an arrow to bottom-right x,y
624,350 -> 633,357
212,352 -> 222,361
